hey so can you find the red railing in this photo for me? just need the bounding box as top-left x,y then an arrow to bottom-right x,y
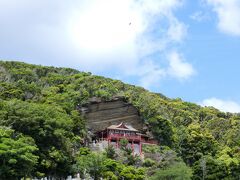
108,134 -> 141,140
106,134 -> 158,145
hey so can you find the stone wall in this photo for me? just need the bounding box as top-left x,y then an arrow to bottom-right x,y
81,97 -> 143,132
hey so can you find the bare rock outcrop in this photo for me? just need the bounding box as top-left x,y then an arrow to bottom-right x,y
80,97 -> 144,132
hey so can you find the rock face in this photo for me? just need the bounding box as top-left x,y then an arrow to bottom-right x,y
81,97 -> 143,132
0,66 -> 10,82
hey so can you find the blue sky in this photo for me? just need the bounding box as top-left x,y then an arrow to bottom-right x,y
1,0 -> 240,112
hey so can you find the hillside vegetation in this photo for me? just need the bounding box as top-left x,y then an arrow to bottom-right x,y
0,61 -> 240,179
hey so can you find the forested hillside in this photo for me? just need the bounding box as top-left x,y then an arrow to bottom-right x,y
0,61 -> 240,179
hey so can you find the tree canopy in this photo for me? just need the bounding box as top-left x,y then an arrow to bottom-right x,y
0,60 -> 240,179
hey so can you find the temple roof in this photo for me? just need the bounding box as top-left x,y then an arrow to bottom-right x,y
107,122 -> 138,132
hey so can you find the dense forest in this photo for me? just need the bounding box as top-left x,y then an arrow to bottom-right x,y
0,61 -> 240,179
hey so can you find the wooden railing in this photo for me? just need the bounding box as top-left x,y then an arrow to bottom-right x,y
108,134 -> 141,140
106,134 -> 158,145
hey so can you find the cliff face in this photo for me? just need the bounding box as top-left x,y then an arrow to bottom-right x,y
81,97 -> 143,132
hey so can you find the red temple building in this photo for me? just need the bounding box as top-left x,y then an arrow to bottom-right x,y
96,122 -> 157,155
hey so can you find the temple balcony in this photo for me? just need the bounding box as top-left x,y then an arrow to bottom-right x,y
108,134 -> 141,141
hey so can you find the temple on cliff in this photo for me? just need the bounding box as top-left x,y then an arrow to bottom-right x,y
96,122 -> 157,155
80,97 -> 158,155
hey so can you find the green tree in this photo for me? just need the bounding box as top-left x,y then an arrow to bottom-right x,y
74,152 -> 105,179
150,162 -> 192,180
180,123 -> 218,165
0,127 -> 38,179
192,155 -> 228,180
105,145 -> 116,159
148,116 -> 174,147
120,166 -> 145,180
0,100 -> 83,178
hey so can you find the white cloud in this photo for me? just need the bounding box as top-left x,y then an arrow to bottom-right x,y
0,0 -> 194,90
190,11 -> 210,22
137,60 -> 166,89
134,51 -> 196,89
200,97 -> 240,113
167,52 -> 195,80
206,0 -> 240,36
66,0 -> 188,69
167,16 -> 187,42
65,0 -> 194,87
